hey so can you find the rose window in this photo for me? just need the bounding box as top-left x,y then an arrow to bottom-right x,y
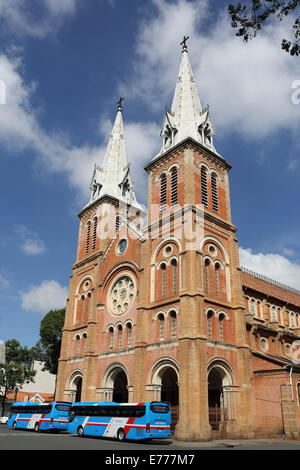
109,275 -> 135,315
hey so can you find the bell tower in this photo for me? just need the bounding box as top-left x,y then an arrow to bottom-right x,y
56,100 -> 144,403
141,38 -> 254,440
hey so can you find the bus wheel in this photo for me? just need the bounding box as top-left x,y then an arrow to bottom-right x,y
34,423 -> 40,432
117,428 -> 126,442
77,426 -> 84,437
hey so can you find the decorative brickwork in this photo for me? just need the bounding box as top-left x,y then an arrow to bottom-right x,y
55,45 -> 300,440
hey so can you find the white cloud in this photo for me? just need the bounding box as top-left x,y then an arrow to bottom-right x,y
21,280 -> 68,314
14,225 -> 46,256
43,0 -> 78,16
0,51 -> 160,205
0,273 -> 9,289
239,247 -> 300,290
0,0 -> 80,38
20,238 -> 46,256
121,0 -> 300,140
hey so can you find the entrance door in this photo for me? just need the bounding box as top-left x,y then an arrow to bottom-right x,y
208,369 -> 222,431
112,370 -> 128,403
75,377 -> 82,403
160,368 -> 178,434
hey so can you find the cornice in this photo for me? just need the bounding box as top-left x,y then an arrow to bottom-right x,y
77,194 -> 146,219
144,137 -> 232,173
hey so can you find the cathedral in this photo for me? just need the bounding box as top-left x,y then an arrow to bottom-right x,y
55,40 -> 300,440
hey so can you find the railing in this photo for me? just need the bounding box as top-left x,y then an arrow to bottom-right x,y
241,266 -> 300,297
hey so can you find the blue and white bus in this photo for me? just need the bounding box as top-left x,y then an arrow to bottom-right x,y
7,401 -> 72,432
67,401 -> 171,441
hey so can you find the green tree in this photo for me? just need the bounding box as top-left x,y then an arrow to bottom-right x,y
33,308 -> 65,376
229,0 -> 300,56
0,339 -> 36,417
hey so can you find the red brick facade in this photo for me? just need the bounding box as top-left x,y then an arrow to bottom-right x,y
55,45 -> 300,440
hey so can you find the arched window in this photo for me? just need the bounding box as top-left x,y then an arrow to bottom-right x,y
171,259 -> 178,295
215,263 -> 221,297
271,306 -> 277,322
250,299 -> 256,315
211,173 -> 218,212
219,314 -> 225,341
92,217 -> 97,250
171,167 -> 178,207
290,312 -> 296,328
127,323 -> 132,348
170,311 -> 177,338
118,325 -> 123,349
109,327 -> 114,350
82,292 -> 91,322
77,294 -> 85,322
207,311 -> 213,339
116,215 -> 120,233
161,263 -> 167,299
74,335 -> 80,357
201,167 -> 208,207
81,333 -> 87,356
158,314 -> 165,341
85,221 -> 91,254
160,174 -> 167,213
204,259 -> 210,294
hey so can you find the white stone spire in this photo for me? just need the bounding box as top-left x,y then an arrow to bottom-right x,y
88,100 -> 143,212
158,38 -> 217,156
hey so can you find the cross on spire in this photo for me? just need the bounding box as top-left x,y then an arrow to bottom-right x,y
117,96 -> 124,110
180,35 -> 189,52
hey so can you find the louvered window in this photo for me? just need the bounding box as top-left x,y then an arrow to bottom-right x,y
161,264 -> 167,299
219,314 -> 224,341
85,222 -> 91,254
211,173 -> 218,212
159,314 -> 165,341
170,312 -> 177,338
118,326 -> 123,349
116,216 -> 120,232
204,259 -> 210,294
160,174 -> 167,213
127,324 -> 132,347
171,167 -> 178,207
92,217 -> 97,250
215,263 -> 220,297
201,167 -> 208,207
207,312 -> 213,339
171,259 -> 178,295
109,328 -> 114,350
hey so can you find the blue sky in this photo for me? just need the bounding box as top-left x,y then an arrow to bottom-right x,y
0,0 -> 300,348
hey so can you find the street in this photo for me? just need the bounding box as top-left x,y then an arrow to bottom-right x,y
1,425 -> 300,454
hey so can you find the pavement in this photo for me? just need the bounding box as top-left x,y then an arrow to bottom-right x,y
172,437 -> 300,449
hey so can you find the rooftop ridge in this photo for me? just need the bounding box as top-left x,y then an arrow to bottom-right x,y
241,266 -> 300,297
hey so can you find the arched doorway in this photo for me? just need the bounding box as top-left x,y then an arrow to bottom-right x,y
207,362 -> 234,435
208,368 -> 222,430
67,371 -> 83,403
113,370 -> 128,403
75,376 -> 82,403
161,368 -> 179,406
102,364 -> 130,403
150,360 -> 179,434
